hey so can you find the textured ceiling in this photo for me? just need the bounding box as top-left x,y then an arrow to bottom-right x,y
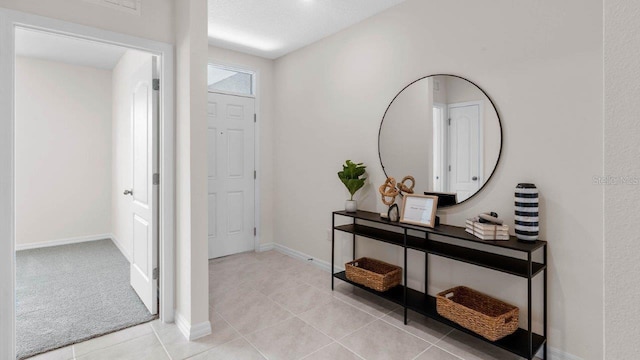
15,28 -> 127,70
208,0 -> 407,59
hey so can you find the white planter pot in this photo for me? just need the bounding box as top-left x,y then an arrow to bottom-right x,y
345,200 -> 357,212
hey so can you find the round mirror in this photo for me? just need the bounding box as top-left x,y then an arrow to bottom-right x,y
378,75 -> 502,207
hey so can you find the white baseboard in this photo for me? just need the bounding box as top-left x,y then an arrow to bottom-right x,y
258,242 -> 275,252
271,243 -> 579,360
108,233 -> 132,263
175,311 -> 212,341
272,243 -> 343,274
15,233 -> 112,251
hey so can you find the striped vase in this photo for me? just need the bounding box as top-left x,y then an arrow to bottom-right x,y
514,183 -> 539,242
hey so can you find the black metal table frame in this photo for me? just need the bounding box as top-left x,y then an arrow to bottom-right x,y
331,210 -> 548,360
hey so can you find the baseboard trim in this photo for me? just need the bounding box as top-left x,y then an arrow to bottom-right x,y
15,233 -> 112,251
108,233 -> 132,263
175,311 -> 212,341
258,242 -> 275,252
272,243 -> 343,274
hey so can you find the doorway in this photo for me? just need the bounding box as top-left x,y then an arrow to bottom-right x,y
13,28 -> 160,359
447,101 -> 483,202
0,10 -> 176,360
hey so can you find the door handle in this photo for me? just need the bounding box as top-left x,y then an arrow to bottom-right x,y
472,176 -> 478,181
123,189 -> 133,196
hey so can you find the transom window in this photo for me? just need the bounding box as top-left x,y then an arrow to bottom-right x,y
207,64 -> 254,96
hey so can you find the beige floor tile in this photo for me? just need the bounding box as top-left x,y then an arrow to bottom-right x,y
298,298 -> 376,340
435,330 -> 521,360
297,266 -> 332,290
26,346 -> 73,360
301,342 -> 362,360
75,333 -> 169,360
246,317 -> 332,360
269,283 -> 334,315
414,346 -> 464,360
253,250 -> 287,262
339,320 -> 430,360
73,323 -> 153,357
247,270 -> 303,296
380,309 -> 453,344
186,338 -> 266,360
153,313 -> 240,360
262,255 -> 308,272
218,296 -> 293,335
332,283 -> 399,317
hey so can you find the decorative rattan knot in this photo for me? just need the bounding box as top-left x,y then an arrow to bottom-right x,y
398,176 -> 415,195
379,177 -> 399,205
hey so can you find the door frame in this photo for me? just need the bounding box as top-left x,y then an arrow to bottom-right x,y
0,9 -> 176,359
207,61 -> 261,253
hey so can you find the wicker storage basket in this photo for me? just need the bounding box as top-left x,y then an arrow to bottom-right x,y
345,257 -> 402,292
436,286 -> 519,341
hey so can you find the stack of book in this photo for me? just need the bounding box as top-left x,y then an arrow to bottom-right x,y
465,218 -> 510,240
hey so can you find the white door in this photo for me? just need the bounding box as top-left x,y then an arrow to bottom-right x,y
208,92 -> 255,259
448,102 -> 482,202
127,56 -> 159,314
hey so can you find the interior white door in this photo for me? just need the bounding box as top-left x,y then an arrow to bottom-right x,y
208,92 -> 255,259
448,102 -> 481,202
128,56 -> 158,314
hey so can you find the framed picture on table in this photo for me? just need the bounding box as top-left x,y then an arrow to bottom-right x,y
400,194 -> 439,228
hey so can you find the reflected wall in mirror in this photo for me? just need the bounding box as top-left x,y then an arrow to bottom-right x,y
378,75 -> 502,206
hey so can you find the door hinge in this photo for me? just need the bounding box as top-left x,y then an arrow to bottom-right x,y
152,268 -> 159,280
448,118 -> 451,126
448,165 -> 451,171
254,227 -> 257,236
254,170 -> 257,179
153,79 -> 160,91
254,114 -> 257,123
153,173 -> 160,185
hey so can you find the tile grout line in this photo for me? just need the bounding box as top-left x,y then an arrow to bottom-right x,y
429,344 -> 465,360
214,310 -> 272,360
150,324 -> 174,360
409,343 -> 434,360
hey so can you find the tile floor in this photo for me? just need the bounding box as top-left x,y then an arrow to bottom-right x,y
28,250 -> 533,360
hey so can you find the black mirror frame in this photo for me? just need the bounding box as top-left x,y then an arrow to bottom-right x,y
377,74 -> 504,208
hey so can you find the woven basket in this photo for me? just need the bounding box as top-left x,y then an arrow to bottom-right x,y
436,286 -> 519,341
345,257 -> 402,292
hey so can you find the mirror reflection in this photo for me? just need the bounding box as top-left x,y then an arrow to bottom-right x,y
378,75 -> 502,206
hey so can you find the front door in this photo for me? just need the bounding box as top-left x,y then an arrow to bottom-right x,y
127,56 -> 158,314
448,102 -> 482,202
207,92 -> 255,259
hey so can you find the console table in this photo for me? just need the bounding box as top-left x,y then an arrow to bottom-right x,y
331,210 -> 547,360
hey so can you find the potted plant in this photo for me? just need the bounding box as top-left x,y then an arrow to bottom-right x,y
338,160 -> 366,212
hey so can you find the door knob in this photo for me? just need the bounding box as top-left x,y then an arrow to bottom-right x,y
472,176 -> 478,181
123,189 -> 133,196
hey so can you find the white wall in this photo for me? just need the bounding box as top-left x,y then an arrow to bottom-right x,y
0,0 -> 174,44
15,56 -> 112,247
604,0 -> 640,358
175,0 -> 210,337
111,49 -> 153,260
208,45 -> 276,246
273,0 -> 603,358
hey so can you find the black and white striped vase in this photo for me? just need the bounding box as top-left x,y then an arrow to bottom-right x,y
514,183 -> 539,242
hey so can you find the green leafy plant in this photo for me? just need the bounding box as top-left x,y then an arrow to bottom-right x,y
338,160 -> 367,200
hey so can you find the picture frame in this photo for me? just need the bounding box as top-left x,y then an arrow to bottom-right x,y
400,194 -> 439,228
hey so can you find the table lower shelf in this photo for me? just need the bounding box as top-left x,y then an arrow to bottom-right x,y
334,271 -> 545,359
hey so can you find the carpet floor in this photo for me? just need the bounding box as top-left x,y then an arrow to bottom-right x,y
16,239 -> 156,359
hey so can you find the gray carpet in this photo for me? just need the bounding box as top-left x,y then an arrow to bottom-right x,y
16,239 -> 156,359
